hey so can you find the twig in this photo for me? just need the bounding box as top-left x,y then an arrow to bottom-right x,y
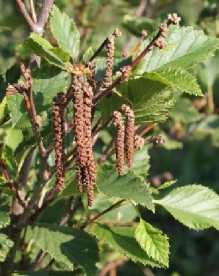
15,0 -> 35,31
29,0 -> 37,24
98,257 -> 128,276
81,199 -> 125,229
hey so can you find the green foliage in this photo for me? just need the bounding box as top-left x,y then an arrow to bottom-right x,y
155,185 -> 219,230
1,2 -> 219,276
25,224 -> 99,276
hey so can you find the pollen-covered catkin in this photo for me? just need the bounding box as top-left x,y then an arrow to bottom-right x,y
121,104 -> 135,167
52,92 -> 66,192
134,135 -> 145,150
112,111 -> 125,175
72,75 -> 96,206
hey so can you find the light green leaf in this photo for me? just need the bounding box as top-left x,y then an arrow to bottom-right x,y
97,168 -> 154,211
155,184 -> 219,230
0,97 -> 8,124
25,224 -> 98,276
50,5 -> 80,59
0,233 -> 13,262
144,68 -> 202,96
22,33 -> 68,69
92,224 -> 162,267
82,47 -> 94,64
135,219 -> 169,266
137,25 -> 219,73
0,205 -> 10,228
98,77 -> 174,124
158,180 -> 177,190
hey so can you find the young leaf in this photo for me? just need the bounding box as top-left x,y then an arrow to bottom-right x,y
0,233 -> 13,262
98,77 -> 174,124
130,145 -> 150,177
82,47 -> 94,64
50,5 -> 80,59
154,184 -> 219,230
0,205 -> 10,228
22,33 -> 68,69
135,219 -> 169,267
97,168 -> 154,211
158,180 -> 177,190
137,25 -> 219,73
0,97 -> 8,124
92,224 -> 163,267
25,224 -> 99,276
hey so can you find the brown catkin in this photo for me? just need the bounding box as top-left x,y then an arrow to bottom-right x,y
134,135 -> 145,150
52,92 -> 66,192
72,75 -> 96,206
112,111 -> 125,176
121,104 -> 135,167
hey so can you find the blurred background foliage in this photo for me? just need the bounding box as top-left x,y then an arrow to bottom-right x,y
1,0 -> 219,275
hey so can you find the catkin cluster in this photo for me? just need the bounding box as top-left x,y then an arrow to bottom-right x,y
72,75 -> 96,206
52,92 -> 66,192
112,105 -> 135,175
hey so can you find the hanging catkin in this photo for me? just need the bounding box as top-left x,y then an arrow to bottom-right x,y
72,75 -> 96,206
52,92 -> 66,192
112,111 -> 125,176
121,104 -> 135,167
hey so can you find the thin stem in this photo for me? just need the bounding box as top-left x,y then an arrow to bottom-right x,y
15,0 -> 35,31
29,0 -> 37,24
81,199 -> 125,229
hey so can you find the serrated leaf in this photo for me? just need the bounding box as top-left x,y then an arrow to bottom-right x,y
7,94 -> 31,128
97,168 -> 154,211
98,77 -> 174,124
130,145 -> 150,176
32,66 -> 70,114
25,224 -> 98,276
92,224 -> 162,267
50,5 -> 80,59
144,68 -> 202,96
0,205 -> 10,228
137,25 -> 219,73
158,180 -> 177,190
0,233 -> 13,262
135,219 -> 169,266
155,184 -> 219,230
22,33 -> 68,69
82,47 -> 94,63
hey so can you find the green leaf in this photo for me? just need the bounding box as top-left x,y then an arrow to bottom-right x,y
25,224 -> 98,276
137,25 -> 219,73
7,94 -> 31,128
50,5 -> 80,59
97,168 -> 154,211
155,184 -> 219,230
0,205 -> 10,228
130,145 -> 150,177
0,233 -> 13,262
135,219 -> 169,267
82,47 -> 94,64
98,77 -> 174,124
32,66 -> 70,114
144,68 -> 203,96
92,224 -> 162,267
0,97 -> 8,124
22,33 -> 68,69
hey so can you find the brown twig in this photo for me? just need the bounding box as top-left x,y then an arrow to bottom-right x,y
29,0 -> 37,24
15,0 -> 35,31
98,257 -> 128,276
